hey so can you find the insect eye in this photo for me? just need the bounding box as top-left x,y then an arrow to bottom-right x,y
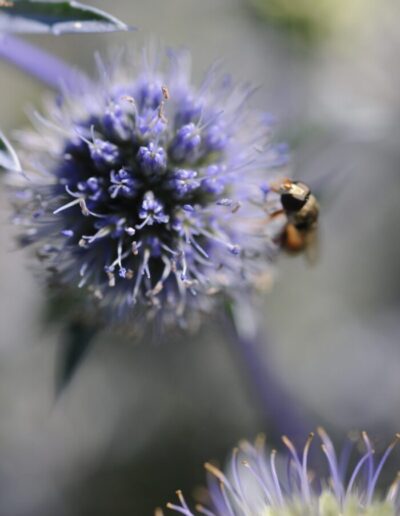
281,193 -> 307,212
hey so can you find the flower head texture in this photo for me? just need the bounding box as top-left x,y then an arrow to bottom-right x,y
166,428 -> 400,515
13,46 -> 288,327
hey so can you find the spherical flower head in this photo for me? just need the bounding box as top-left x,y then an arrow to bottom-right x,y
13,46 -> 288,327
165,429 -> 400,515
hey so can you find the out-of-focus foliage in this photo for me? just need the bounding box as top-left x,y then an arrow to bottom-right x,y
0,0 -> 131,34
246,0 -> 375,42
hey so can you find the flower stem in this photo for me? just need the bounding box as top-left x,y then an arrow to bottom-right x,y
225,300 -> 309,441
0,34 -> 89,91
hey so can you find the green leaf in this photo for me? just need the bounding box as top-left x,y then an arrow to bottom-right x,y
56,319 -> 99,397
0,130 -> 21,171
0,0 -> 132,34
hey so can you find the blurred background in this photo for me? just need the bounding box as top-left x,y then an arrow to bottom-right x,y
1,0 -> 400,514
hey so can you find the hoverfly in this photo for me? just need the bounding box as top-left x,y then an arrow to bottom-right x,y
269,178 -> 319,259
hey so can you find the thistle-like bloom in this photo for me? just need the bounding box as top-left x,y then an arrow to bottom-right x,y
13,46 -> 288,326
166,429 -> 400,515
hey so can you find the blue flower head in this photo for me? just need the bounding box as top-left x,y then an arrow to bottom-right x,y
166,429 -> 400,515
13,46 -> 288,327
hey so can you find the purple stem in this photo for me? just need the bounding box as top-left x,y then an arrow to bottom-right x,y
225,305 -> 309,442
0,34 -> 90,91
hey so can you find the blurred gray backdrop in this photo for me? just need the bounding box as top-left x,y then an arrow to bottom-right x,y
1,0 -> 400,514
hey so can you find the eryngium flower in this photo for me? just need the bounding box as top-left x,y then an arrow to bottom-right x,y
13,47 -> 288,326
166,428 -> 400,515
